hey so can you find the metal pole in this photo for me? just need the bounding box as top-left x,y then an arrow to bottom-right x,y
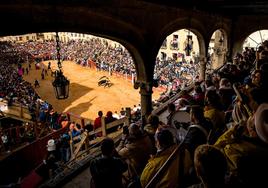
259,30 -> 263,43
248,36 -> 259,45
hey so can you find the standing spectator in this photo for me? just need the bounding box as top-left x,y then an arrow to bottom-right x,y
34,79 -> 40,88
48,61 -> 51,70
41,70 -> 45,80
93,111 -> 103,130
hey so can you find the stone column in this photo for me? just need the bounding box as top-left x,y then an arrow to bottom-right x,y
139,82 -> 153,126
199,56 -> 207,81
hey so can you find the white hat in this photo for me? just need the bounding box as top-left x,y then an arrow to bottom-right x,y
254,103 -> 268,144
47,139 -> 56,151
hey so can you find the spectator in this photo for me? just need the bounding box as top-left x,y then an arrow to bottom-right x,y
188,144 -> 228,188
90,138 -> 127,188
117,123 -> 153,176
93,111 -> 103,131
140,129 -> 192,188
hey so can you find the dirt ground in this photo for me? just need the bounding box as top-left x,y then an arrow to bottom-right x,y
23,61 -> 161,122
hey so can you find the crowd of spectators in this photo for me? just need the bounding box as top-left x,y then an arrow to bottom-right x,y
4,36 -> 197,90
0,35 -> 204,187
89,40 -> 268,188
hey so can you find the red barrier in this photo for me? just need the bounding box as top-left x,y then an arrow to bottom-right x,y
0,126 -> 68,185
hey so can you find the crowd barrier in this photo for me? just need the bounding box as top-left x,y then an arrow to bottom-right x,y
0,126 -> 68,185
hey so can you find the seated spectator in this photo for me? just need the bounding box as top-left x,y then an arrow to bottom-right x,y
252,69 -> 262,88
140,129 -> 192,188
214,102 -> 268,187
166,103 -> 176,126
184,106 -> 213,158
90,138 -> 127,188
117,123 -> 153,176
180,90 -> 194,105
84,121 -> 94,132
120,107 -> 126,118
112,111 -> 120,119
204,90 -> 226,140
193,85 -> 205,106
144,114 -> 160,154
218,78 -> 234,111
105,111 -> 117,124
105,111 -> 118,133
188,144 -> 228,188
175,98 -> 190,111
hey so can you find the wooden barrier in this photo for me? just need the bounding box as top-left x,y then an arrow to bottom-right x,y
65,112 -> 89,128
69,116 -> 129,160
0,101 -> 32,122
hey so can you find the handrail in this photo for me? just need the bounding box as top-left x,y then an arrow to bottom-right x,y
152,60 -> 229,117
152,83 -> 195,116
88,116 -> 129,136
145,61 -> 230,188
0,101 -> 32,122
145,143 -> 183,188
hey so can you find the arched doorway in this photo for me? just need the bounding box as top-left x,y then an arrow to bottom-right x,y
154,29 -> 200,94
243,30 -> 268,50
0,32 -> 150,120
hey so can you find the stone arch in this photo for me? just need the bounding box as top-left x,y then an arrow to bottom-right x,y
0,4 -> 151,84
153,17 -> 208,80
155,17 -> 207,59
231,16 -> 268,55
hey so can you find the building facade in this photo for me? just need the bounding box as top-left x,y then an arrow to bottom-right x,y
156,29 -> 200,63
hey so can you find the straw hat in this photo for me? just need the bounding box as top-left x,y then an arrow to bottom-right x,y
254,103 -> 268,144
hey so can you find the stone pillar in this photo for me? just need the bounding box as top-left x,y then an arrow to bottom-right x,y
199,56 -> 207,81
139,82 -> 153,126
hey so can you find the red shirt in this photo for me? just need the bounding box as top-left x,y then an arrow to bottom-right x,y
94,117 -> 102,130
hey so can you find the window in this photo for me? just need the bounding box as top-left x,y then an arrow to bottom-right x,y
172,53 -> 178,61
184,35 -> 193,56
160,52 -> 167,60
170,35 -> 179,49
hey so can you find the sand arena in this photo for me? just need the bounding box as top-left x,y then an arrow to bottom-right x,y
23,61 -> 161,122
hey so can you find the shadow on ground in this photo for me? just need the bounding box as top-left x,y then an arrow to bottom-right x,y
66,96 -> 97,117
